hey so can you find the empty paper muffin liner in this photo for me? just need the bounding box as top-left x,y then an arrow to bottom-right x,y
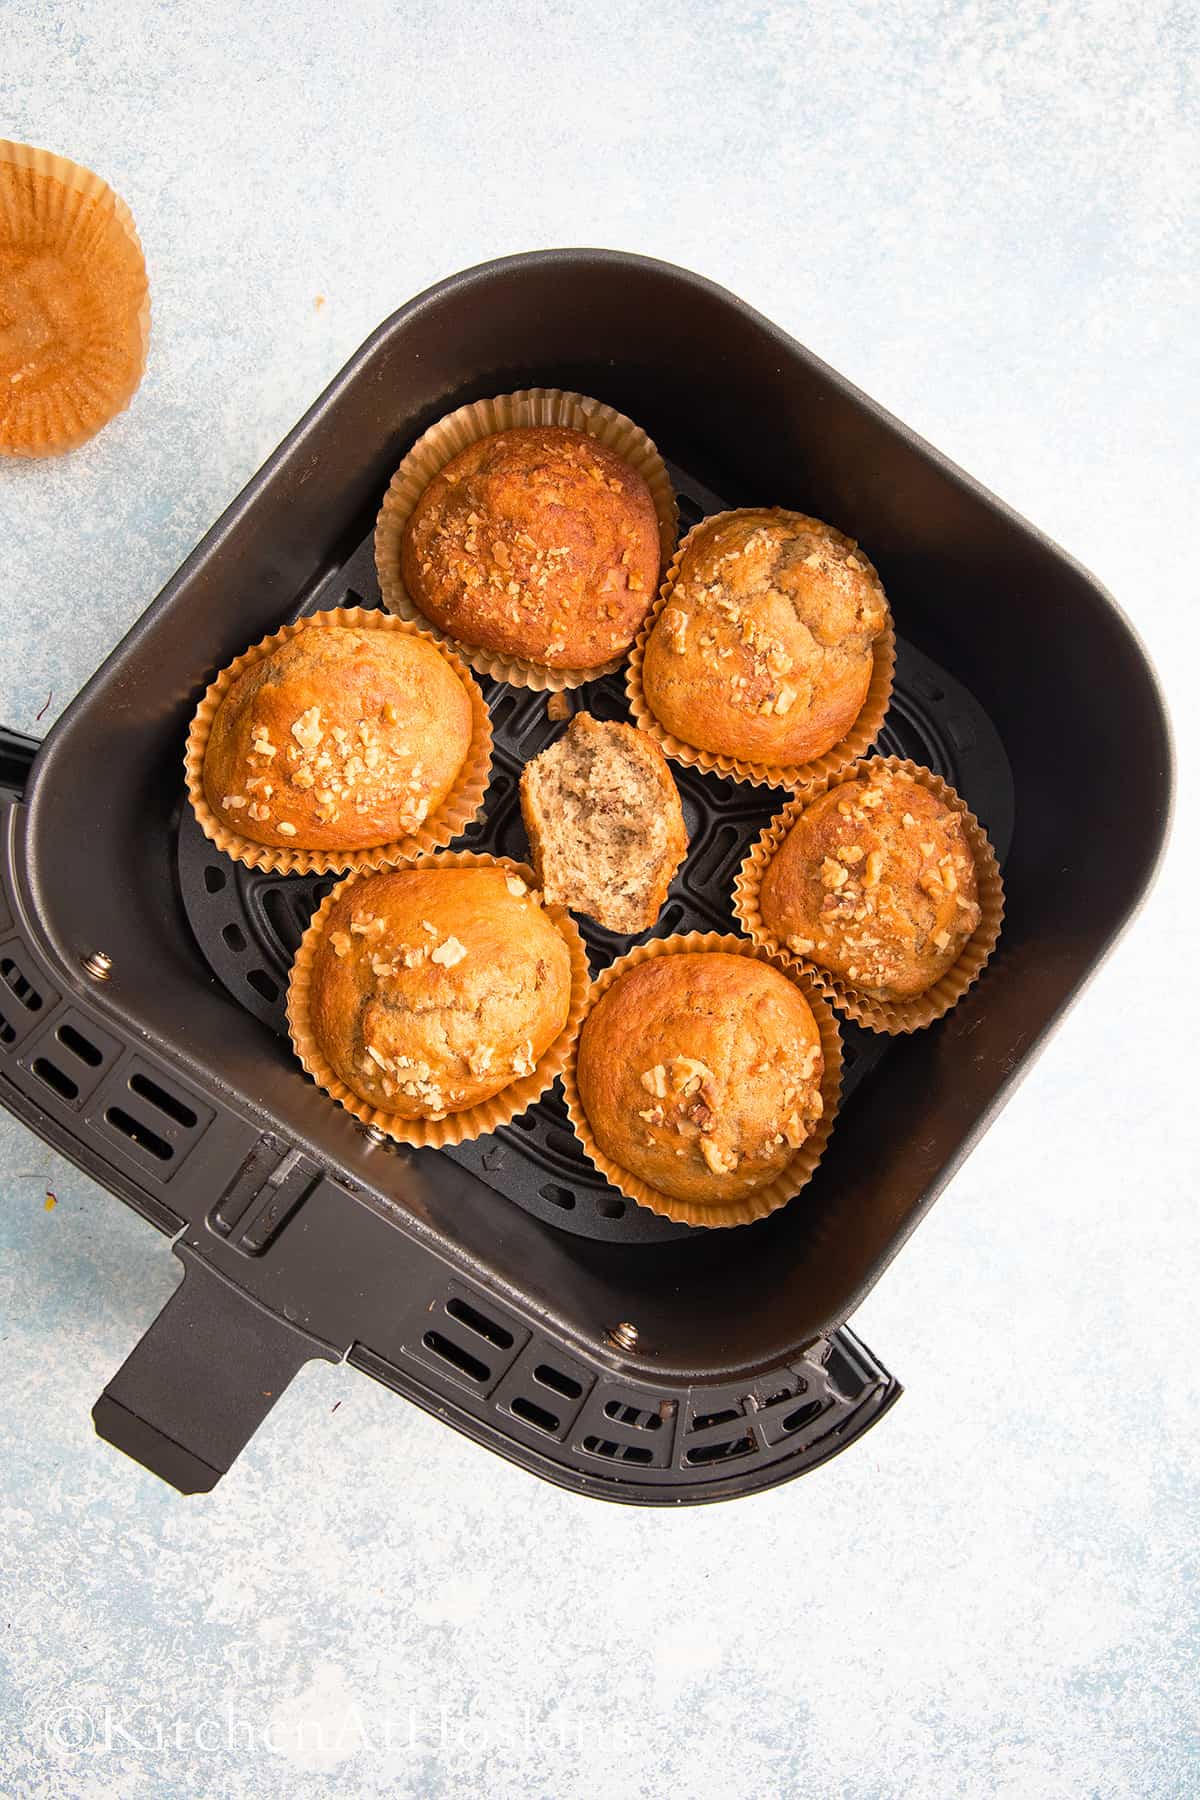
561,930 -> 843,1230
373,387 -> 679,691
626,508 -> 895,791
286,852 -> 591,1148
0,139 -> 150,457
733,756 -> 1004,1034
184,606 -> 493,875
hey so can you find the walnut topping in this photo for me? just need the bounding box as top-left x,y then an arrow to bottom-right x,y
291,706 -> 323,751
700,1136 -> 738,1176
919,841 -> 936,857
277,820 -> 298,836
248,802 -> 270,822
902,812 -> 917,827
787,935 -> 815,954
546,692 -> 571,723
821,857 -> 849,889
640,1064 -> 668,1100
329,930 -> 351,958
660,607 -> 689,653
505,874 -> 528,897
350,913 -> 385,936
668,1056 -> 714,1095
430,935 -> 468,968
932,929 -> 952,951
837,845 -> 864,863
511,1042 -> 536,1077
222,794 -> 247,809
863,850 -> 884,888
637,1105 -> 666,1126
859,787 -> 884,809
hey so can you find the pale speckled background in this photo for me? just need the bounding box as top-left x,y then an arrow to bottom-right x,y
1,3 -> 1198,1796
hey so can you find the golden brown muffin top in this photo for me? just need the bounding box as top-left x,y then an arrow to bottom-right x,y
575,952 -> 824,1206
759,763 -> 982,1001
310,866 -> 573,1119
202,626 -> 473,851
400,426 -> 661,670
641,509 -> 888,766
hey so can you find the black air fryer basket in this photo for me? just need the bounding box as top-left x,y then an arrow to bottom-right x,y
0,253 -> 1171,1502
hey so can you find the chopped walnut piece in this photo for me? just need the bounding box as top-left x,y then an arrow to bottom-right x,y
932,929 -> 952,951
430,935 -> 468,968
291,706 -> 323,751
222,794 -> 247,809
640,1064 -> 668,1100
505,874 -> 528,897
329,930 -> 351,958
863,850 -> 884,888
837,845 -> 865,863
350,914 -> 385,936
787,935 -> 815,954
774,684 -> 797,715
700,1136 -> 738,1176
546,692 -> 571,722
277,820 -> 298,836
660,607 -> 689,653
821,857 -> 849,889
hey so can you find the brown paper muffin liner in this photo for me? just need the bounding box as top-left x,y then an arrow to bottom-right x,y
373,388 -> 679,691
285,852 -> 590,1148
732,756 -> 1004,1034
560,930 -> 843,1230
626,508 -> 896,791
0,140 -> 150,457
184,606 -> 493,875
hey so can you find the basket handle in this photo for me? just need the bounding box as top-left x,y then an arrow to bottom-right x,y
92,1247 -> 336,1493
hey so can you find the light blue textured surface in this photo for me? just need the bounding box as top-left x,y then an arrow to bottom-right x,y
1,3 -> 1197,1796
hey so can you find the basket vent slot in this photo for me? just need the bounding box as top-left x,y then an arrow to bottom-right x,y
604,1400 -> 662,1431
596,1197 -> 625,1219
128,1071 -> 198,1129
539,1183 -> 575,1211
782,1400 -> 824,1435
581,1436 -> 653,1466
534,1364 -> 582,1401
0,1010 -> 14,1047
691,1406 -> 740,1431
422,1331 -> 489,1385
444,1297 -> 513,1350
203,864 -> 227,893
32,1057 -> 79,1101
105,1106 -> 173,1162
683,1433 -> 755,1466
510,1395 -> 559,1435
0,957 -> 41,1012
246,968 -> 279,1003
57,1023 -> 102,1067
222,922 -> 247,954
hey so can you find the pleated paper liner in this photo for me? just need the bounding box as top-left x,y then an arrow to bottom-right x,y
626,508 -> 895,791
373,387 -> 679,691
733,756 -> 1005,1035
560,931 -> 843,1230
286,853 -> 591,1149
184,606 -> 493,875
0,140 -> 150,457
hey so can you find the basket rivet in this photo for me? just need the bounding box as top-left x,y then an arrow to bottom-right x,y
606,1321 -> 639,1352
81,949 -> 113,982
360,1122 -> 387,1146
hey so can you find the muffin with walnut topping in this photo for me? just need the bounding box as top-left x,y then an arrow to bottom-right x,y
400,425 -> 662,671
757,761 -> 983,1001
639,508 -> 889,769
573,950 -> 826,1210
304,863 -> 574,1121
201,620 -> 476,853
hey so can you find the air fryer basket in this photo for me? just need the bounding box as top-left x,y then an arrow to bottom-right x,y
0,252 -> 1170,1501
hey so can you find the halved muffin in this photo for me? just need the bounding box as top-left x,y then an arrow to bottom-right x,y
519,712 -> 687,933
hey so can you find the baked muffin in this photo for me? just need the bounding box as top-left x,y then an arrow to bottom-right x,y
400,426 -> 661,670
520,712 -> 687,933
574,952 -> 824,1207
640,509 -> 889,766
307,865 -> 573,1119
1,141 -> 149,457
202,624 -> 475,852
758,762 -> 982,1000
